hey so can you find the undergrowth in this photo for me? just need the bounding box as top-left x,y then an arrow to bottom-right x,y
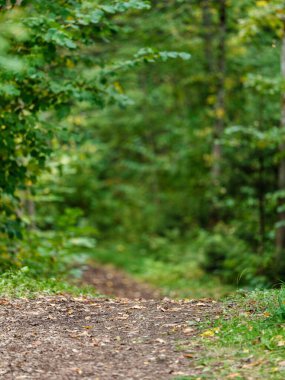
0,267 -> 98,298
90,241 -> 234,299
191,288 -> 285,379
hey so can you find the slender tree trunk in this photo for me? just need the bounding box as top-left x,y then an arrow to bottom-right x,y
212,0 -> 226,183
258,154 -> 265,254
2,0 -> 22,9
24,190 -> 36,230
276,27 -> 285,270
202,0 -> 214,73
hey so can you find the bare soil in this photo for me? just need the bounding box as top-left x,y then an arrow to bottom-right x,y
0,296 -> 220,379
82,264 -> 161,299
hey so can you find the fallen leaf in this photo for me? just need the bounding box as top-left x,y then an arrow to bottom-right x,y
200,327 -> 220,338
155,338 -> 166,344
227,374 -> 241,379
0,299 -> 10,305
183,327 -> 194,335
131,305 -> 146,310
243,359 -> 264,368
201,330 -> 215,338
73,368 -> 83,375
183,353 -> 194,359
117,313 -> 129,320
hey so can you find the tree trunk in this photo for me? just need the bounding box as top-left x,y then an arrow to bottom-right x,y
276,27 -> 285,271
211,0 -> 226,183
2,0 -> 22,9
258,154 -> 265,254
24,190 -> 36,230
202,0 -> 214,73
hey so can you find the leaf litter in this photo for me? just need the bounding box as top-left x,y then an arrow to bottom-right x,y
0,295 -> 220,379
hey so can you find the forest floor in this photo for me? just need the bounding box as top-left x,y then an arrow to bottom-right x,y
0,265 -> 284,380
0,295 -> 219,380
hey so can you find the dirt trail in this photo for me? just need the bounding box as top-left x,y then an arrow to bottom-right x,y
0,296 -> 220,380
82,264 -> 161,299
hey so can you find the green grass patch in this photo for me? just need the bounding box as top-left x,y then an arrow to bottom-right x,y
192,288 -> 285,379
0,267 -> 99,298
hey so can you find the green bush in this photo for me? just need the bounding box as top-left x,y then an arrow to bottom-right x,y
199,225 -> 272,287
0,208 -> 96,278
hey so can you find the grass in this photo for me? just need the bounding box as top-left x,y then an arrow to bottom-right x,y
0,237 -> 233,299
179,288 -> 285,379
89,241 -> 233,299
0,267 -> 99,298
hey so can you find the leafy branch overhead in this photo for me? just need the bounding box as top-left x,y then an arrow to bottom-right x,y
0,0 -> 190,238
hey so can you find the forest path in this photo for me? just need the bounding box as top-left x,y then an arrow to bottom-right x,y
82,264 -> 161,299
0,296 -> 220,379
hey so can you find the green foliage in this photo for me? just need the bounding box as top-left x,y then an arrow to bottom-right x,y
0,0 -> 178,236
274,289 -> 285,322
0,267 -> 98,298
88,240 -> 232,299
199,226 -> 273,286
4,207 -> 96,276
1,0 -> 285,289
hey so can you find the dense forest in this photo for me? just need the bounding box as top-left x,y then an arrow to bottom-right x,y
3,2 -> 285,379
1,0 -> 285,293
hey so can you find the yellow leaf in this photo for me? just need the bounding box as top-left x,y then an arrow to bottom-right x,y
256,1 -> 267,6
256,140 -> 267,149
200,328 -> 219,338
207,95 -> 216,105
216,107 -> 225,119
201,330 -> 215,337
271,335 -> 285,347
66,59 -> 75,68
114,81 -> 124,94
73,116 -> 84,126
25,180 -> 33,187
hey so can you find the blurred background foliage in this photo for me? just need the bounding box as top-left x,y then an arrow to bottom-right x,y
1,0 -> 285,297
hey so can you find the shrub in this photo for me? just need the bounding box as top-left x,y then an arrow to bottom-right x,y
199,225 -> 272,287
